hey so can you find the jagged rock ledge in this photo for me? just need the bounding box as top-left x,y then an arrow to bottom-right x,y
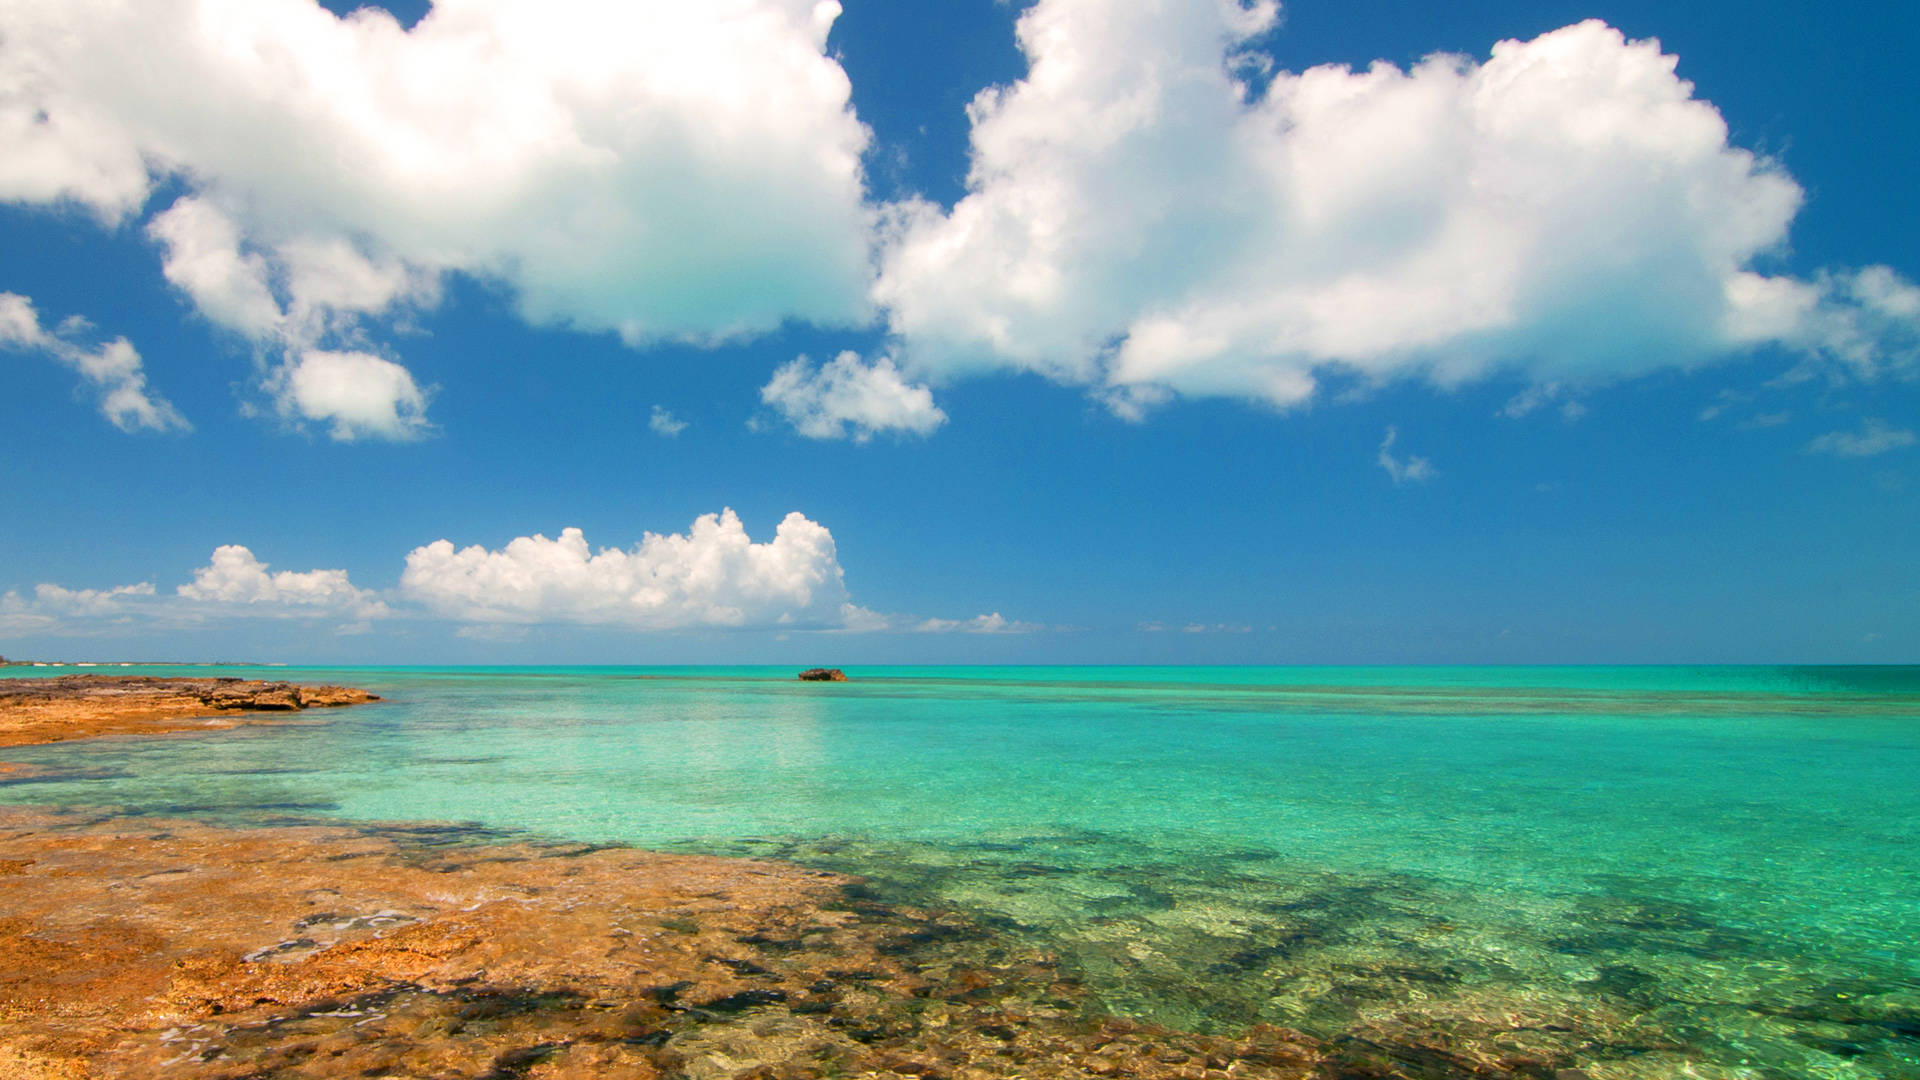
0,676 -> 380,749
797,668 -> 847,682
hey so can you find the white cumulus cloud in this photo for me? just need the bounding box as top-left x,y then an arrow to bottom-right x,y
2,547 -> 385,633
270,349 -> 432,442
400,509 -> 862,629
178,545 -> 390,618
1805,419 -> 1917,458
761,351 -> 947,441
874,4 -> 1919,413
144,196 -> 440,439
6,514 -> 1039,637
146,194 -> 441,346
0,0 -> 874,346
0,292 -> 189,432
145,197 -> 286,340
1,0 -> 876,441
9,0 -> 1915,436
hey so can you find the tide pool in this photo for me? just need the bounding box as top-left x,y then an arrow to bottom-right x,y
3,665 -> 1917,1077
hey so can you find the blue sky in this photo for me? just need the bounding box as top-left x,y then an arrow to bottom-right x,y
1,0 -> 1914,664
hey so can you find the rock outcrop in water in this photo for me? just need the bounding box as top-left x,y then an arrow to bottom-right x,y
797,668 -> 848,682
0,676 -> 380,748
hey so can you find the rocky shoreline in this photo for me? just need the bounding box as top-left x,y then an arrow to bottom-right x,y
0,808 -> 1340,1080
0,676 -> 380,750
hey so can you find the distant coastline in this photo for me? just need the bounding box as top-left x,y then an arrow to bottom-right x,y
0,658 -> 286,669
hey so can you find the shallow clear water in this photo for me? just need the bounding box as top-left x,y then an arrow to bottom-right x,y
5,665 -> 1919,1077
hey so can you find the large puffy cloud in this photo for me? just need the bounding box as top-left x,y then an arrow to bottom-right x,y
6,0 -> 1917,439
7,513 -> 1035,636
9,0 -> 1914,438
1,0 -> 876,439
1,0 -> 874,343
1,547 -> 383,633
0,292 -> 189,432
400,510 -> 867,629
144,197 -> 286,340
178,544 -> 390,618
874,2 -> 1918,412
760,352 -> 947,441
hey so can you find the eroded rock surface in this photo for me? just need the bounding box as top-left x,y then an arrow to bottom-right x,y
0,805 -> 1840,1079
0,809 -> 1341,1080
0,677 -> 380,749
796,669 -> 847,682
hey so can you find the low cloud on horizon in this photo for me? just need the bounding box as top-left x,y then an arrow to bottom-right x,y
0,510 -> 1039,640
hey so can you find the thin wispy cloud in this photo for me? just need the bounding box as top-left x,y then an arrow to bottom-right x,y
649,406 -> 689,438
1378,427 -> 1437,485
913,613 -> 1042,634
1806,419 -> 1917,458
0,292 -> 188,433
1502,383 -> 1586,422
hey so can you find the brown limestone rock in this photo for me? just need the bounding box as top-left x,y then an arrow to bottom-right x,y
293,684 -> 379,708
796,668 -> 848,682
0,676 -> 381,748
0,806 -> 1342,1080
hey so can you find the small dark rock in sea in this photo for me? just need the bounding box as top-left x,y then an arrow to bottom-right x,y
798,668 -> 848,682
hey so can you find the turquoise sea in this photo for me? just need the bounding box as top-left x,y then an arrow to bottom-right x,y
3,665 -> 1918,1078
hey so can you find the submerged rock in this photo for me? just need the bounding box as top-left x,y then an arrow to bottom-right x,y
0,806 -> 1345,1080
797,668 -> 848,682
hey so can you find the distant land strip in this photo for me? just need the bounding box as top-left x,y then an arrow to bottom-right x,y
0,675 -> 379,751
